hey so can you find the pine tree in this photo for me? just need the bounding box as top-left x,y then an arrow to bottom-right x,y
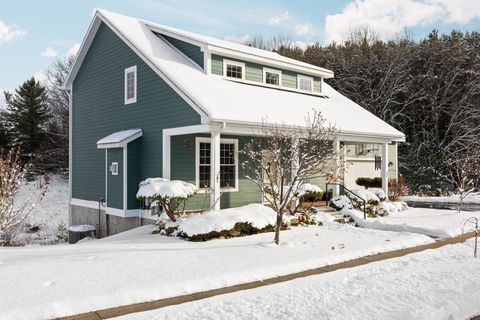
4,78 -> 50,156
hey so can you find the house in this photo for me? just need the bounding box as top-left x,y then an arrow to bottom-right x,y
64,10 -> 405,234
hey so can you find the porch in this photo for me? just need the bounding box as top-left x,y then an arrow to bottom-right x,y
163,123 -> 398,210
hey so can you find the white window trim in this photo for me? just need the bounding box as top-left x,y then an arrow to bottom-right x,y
297,74 -> 313,92
223,59 -> 245,80
124,65 -> 137,105
263,67 -> 282,86
195,137 -> 239,193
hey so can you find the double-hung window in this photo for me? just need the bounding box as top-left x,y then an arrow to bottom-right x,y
196,138 -> 238,190
223,60 -> 245,80
263,68 -> 282,86
124,65 -> 137,104
297,75 -> 313,92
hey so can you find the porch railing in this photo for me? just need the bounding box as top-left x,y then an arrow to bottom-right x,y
325,182 -> 367,219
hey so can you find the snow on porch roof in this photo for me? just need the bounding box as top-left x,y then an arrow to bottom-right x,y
97,129 -> 142,149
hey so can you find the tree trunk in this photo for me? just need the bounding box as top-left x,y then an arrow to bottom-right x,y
274,213 -> 282,245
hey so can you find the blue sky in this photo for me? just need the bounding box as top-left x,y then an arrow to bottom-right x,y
1,0 -> 479,105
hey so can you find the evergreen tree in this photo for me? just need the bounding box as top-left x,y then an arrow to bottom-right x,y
4,78 -> 50,156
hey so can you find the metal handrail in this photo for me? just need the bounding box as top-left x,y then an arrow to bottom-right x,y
325,182 -> 367,219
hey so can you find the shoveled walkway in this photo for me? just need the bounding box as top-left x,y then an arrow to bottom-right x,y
58,231 -> 477,320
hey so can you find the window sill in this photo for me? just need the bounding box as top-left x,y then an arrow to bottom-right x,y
197,187 -> 239,194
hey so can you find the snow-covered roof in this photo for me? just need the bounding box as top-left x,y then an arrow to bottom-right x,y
68,10 -> 405,142
97,129 -> 142,148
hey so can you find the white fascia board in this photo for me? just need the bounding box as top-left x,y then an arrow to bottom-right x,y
163,124 -> 215,137
209,119 -> 405,142
206,46 -> 334,79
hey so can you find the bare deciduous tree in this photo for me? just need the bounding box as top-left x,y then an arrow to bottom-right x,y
242,112 -> 337,244
0,148 -> 49,243
445,143 -> 480,213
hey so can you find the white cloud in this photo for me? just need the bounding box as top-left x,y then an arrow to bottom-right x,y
0,20 -> 26,44
295,24 -> 315,36
269,11 -> 289,25
325,0 -> 480,43
41,46 -> 58,58
67,42 -> 81,57
223,34 -> 252,44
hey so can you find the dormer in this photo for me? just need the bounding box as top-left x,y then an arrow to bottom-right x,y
146,23 -> 333,97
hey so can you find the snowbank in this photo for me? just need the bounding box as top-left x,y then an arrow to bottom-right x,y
178,204 -> 276,236
118,239 -> 480,320
136,178 -> 197,199
349,207 -> 480,238
0,223 -> 432,319
402,193 -> 480,204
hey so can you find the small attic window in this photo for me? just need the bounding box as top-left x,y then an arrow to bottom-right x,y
297,75 -> 313,92
223,60 -> 244,80
124,65 -> 137,104
263,68 -> 281,86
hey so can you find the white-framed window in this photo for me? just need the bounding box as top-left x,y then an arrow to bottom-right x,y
223,59 -> 245,80
297,75 -> 313,92
195,137 -> 238,191
110,162 -> 118,175
124,65 -> 137,104
263,68 -> 282,86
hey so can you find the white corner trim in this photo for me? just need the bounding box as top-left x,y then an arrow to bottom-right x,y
223,59 -> 245,80
124,65 -> 137,105
105,149 -> 108,207
263,67 -> 282,86
68,88 -> 73,226
123,146 -> 128,211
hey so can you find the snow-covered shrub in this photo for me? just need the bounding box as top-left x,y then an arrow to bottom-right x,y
297,183 -> 324,202
136,178 -> 197,222
372,189 -> 387,201
178,204 -> 280,241
329,195 -> 353,211
376,201 -> 408,216
351,189 -> 380,203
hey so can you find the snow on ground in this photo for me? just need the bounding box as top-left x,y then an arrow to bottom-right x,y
349,207 -> 480,238
11,175 -> 69,245
116,239 -> 480,320
402,193 -> 480,204
0,224 -> 432,319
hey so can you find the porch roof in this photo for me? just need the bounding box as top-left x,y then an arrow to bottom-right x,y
97,129 -> 142,149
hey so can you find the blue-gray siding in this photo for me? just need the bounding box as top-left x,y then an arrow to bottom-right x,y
72,22 -> 201,207
157,33 -> 204,68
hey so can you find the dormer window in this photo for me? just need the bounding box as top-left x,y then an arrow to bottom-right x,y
297,75 -> 313,92
124,65 -> 137,104
263,68 -> 281,86
223,60 -> 244,80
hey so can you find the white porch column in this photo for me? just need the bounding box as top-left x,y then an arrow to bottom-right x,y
291,137 -> 299,211
333,138 -> 341,197
210,130 -> 221,210
162,133 -> 171,179
381,142 -> 389,199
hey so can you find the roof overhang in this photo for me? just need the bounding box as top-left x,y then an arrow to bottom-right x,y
97,129 -> 143,149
